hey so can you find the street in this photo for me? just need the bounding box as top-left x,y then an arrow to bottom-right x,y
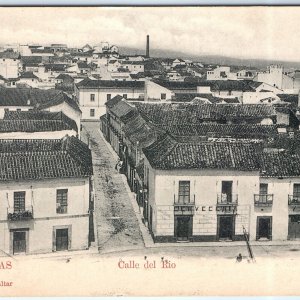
81,121 -> 144,254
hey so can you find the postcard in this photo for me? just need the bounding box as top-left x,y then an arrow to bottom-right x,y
0,5 -> 300,296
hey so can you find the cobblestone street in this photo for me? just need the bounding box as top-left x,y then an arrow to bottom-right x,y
81,122 -> 144,253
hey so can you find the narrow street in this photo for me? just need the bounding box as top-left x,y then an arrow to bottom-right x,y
81,121 -> 144,253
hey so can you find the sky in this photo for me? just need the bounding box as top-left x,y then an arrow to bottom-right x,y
1,6 -> 300,61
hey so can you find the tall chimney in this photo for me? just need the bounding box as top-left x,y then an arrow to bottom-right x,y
146,35 -> 150,58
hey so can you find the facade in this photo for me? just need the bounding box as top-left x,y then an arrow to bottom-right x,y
142,134 -> 300,243
75,78 -> 145,120
0,137 -> 93,255
0,51 -> 21,79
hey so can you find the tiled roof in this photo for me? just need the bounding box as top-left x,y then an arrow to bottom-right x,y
0,136 -> 92,181
260,151 -> 300,178
0,87 -> 81,113
165,124 -> 278,139
143,134 -> 261,171
110,100 -> 135,119
20,72 -> 39,79
277,94 -> 298,107
21,56 -> 44,66
123,112 -> 157,146
3,110 -> 78,132
56,73 -> 74,82
0,51 -> 20,59
76,78 -> 145,89
44,64 -> 69,72
106,95 -> 124,109
135,103 -> 276,125
77,61 -> 90,69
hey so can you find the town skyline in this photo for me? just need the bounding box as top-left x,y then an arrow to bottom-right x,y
1,7 -> 300,62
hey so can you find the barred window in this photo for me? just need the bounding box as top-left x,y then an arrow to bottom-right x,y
56,189 -> 68,214
14,192 -> 25,213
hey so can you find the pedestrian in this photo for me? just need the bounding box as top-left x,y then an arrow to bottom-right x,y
236,253 -> 243,263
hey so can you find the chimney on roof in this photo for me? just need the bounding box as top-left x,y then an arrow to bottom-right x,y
146,35 -> 150,58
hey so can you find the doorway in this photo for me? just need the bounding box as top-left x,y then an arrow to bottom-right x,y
175,216 -> 192,241
218,215 -> 234,240
13,231 -> 26,254
257,217 -> 272,240
56,228 -> 69,251
288,215 -> 300,239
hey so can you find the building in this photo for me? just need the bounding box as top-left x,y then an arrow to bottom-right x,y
0,110 -> 78,139
0,136 -> 93,255
142,134 -> 300,242
254,65 -> 300,93
0,51 -> 21,79
75,79 -> 145,120
0,87 -> 82,135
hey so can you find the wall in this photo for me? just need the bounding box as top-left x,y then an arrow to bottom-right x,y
145,80 -> 174,101
41,102 -> 82,137
144,159 -> 260,241
0,58 -> 20,79
78,87 -> 144,120
0,177 -> 90,254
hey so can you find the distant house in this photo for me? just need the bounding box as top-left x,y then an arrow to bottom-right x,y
75,78 -> 145,120
207,66 -> 238,81
254,65 -> 298,92
18,71 -> 41,88
0,50 -> 21,79
0,136 -> 93,255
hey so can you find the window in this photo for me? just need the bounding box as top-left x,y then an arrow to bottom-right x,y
107,94 -> 111,101
14,192 -> 25,213
294,184 -> 300,197
16,109 -> 21,112
123,94 -> 127,99
161,93 -> 166,100
90,94 -> 95,102
56,189 -> 68,214
178,181 -> 190,204
260,183 -> 268,194
90,109 -> 95,117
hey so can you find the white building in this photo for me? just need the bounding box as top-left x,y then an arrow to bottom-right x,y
142,135 -> 300,243
75,78 -> 145,120
0,136 -> 93,255
0,51 -> 21,79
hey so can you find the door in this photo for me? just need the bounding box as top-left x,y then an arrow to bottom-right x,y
221,181 -> 233,202
257,217 -> 272,240
176,216 -> 192,241
288,215 -> 300,239
218,216 -> 234,240
13,231 -> 26,254
56,229 -> 69,251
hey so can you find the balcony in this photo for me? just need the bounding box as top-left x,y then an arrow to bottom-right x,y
288,195 -> 300,206
254,194 -> 273,207
174,195 -> 195,215
217,194 -> 238,206
174,194 -> 195,206
7,206 -> 33,221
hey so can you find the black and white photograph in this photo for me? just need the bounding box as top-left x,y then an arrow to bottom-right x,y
0,5 -> 300,296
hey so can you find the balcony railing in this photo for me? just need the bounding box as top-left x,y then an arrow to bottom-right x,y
288,195 -> 300,205
217,194 -> 238,205
174,194 -> 195,206
7,206 -> 33,221
254,194 -> 273,207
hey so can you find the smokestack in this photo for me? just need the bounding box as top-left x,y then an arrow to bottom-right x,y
146,35 -> 150,58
